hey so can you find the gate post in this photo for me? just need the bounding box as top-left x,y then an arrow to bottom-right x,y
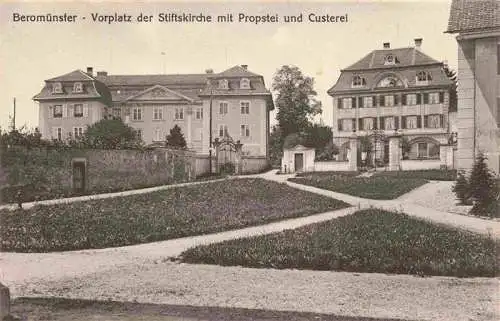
349,133 -> 358,171
235,140 -> 243,174
388,132 -> 402,171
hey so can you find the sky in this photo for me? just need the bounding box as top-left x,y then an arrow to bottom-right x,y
0,0 -> 457,131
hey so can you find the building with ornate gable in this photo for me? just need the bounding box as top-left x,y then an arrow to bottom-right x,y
328,39 -> 455,163
33,65 -> 274,162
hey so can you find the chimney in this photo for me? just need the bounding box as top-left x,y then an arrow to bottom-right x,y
383,42 -> 390,49
414,38 -> 423,50
205,68 -> 214,74
86,67 -> 93,76
241,64 -> 248,70
96,71 -> 108,76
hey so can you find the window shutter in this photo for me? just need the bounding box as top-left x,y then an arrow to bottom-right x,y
394,95 -> 399,106
48,106 -> 53,119
417,115 -> 422,128
373,117 -> 378,130
440,114 -> 444,128
402,94 -> 407,106
380,117 -> 385,130
402,116 -> 406,129
352,97 -> 357,108
359,118 -> 364,130
338,98 -> 342,109
423,93 -> 429,104
395,116 -> 400,129
68,104 -> 74,118
352,119 -> 356,131
373,96 -> 378,107
62,105 -> 68,118
439,92 -> 445,103
424,115 -> 429,128
358,97 -> 363,108
83,104 -> 89,117
338,119 -> 342,131
379,96 -> 385,107
416,94 -> 422,105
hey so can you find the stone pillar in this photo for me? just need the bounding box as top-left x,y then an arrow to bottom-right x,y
388,134 -> 402,171
349,133 -> 358,171
440,144 -> 449,169
0,283 -> 10,320
186,106 -> 193,149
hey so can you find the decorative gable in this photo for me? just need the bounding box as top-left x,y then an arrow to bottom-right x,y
124,85 -> 194,102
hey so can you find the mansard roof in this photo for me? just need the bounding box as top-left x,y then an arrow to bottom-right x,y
446,0 -> 500,33
46,69 -> 95,82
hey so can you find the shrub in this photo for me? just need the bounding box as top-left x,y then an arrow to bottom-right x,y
453,170 -> 470,205
219,162 -> 235,175
469,153 -> 499,217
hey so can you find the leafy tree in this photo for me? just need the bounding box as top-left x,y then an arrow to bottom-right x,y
83,118 -> 140,149
443,64 -> 458,112
303,123 -> 333,156
272,65 -> 322,140
282,132 -> 305,149
316,141 -> 340,161
401,137 -> 411,160
269,125 -> 284,166
166,125 -> 187,149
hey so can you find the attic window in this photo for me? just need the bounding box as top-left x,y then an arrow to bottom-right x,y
352,76 -> 366,88
73,82 -> 83,93
52,82 -> 63,94
218,79 -> 229,89
384,54 -> 399,65
240,78 -> 250,89
416,71 -> 432,84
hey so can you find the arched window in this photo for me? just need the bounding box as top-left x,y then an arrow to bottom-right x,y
73,82 -> 83,93
352,75 -> 366,87
240,78 -> 250,89
218,79 -> 229,89
52,82 -> 63,94
376,76 -> 403,88
384,54 -> 399,65
416,71 -> 432,83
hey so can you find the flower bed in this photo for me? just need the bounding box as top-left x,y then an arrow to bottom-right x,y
179,209 -> 499,277
0,178 -> 349,252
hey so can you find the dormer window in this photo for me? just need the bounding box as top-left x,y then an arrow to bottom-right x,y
352,76 -> 366,88
218,79 -> 229,89
52,82 -> 63,94
73,82 -> 83,93
240,78 -> 250,89
384,54 -> 399,65
416,71 -> 432,84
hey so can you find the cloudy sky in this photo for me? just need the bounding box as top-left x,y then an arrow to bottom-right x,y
0,0 -> 457,131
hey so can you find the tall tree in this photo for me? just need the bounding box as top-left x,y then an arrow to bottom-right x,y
166,125 -> 187,149
83,119 -> 140,149
303,123 -> 333,155
443,64 -> 458,112
272,65 -> 322,139
269,125 -> 284,166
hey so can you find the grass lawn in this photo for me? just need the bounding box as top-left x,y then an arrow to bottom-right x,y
9,297 -> 408,321
0,178 -> 349,253
375,169 -> 457,181
179,209 -> 499,277
289,173 -> 428,199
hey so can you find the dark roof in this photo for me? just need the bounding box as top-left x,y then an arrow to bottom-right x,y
46,70 -> 94,82
344,48 -> 441,71
446,0 -> 500,33
33,78 -> 112,104
212,65 -> 261,78
96,74 -> 209,87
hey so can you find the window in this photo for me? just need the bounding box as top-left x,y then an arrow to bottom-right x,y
219,124 -> 229,137
240,78 -> 250,89
136,129 -> 142,140
73,82 -> 83,93
384,54 -> 399,65
406,116 -> 418,129
342,119 -> 353,131
498,44 -> 500,75
74,104 -> 83,117
429,92 -> 440,104
195,107 -> 203,119
406,94 -> 417,105
52,82 -> 63,94
363,118 -> 374,130
154,128 -> 162,141
342,98 -> 352,109
73,127 -> 84,138
132,107 -> 142,121
418,143 -> 427,158
52,127 -> 63,140
53,105 -> 63,118
240,124 -> 250,137
174,107 -> 184,120
384,117 -> 395,130
153,107 -> 163,120
352,76 -> 366,87
384,95 -> 395,107
218,79 -> 228,89
428,114 -> 441,128
219,102 -> 228,114
363,97 -> 373,108
240,101 -> 250,114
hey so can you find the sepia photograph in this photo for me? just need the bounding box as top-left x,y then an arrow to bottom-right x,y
0,0 -> 499,320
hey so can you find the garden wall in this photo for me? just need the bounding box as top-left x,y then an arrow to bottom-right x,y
400,159 -> 442,171
314,161 -> 349,172
241,156 -> 269,174
0,145 -> 195,204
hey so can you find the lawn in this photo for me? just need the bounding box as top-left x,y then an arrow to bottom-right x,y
0,178 -> 349,252
179,209 -> 499,277
289,173 -> 428,199
375,169 -> 457,181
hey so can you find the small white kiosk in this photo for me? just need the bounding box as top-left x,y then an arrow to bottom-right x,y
281,144 -> 316,173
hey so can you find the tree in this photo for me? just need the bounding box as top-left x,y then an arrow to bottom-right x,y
83,119 -> 140,149
272,65 -> 322,140
269,125 -> 284,166
303,123 -> 333,156
443,64 -> 458,112
166,125 -> 187,149
469,152 -> 499,217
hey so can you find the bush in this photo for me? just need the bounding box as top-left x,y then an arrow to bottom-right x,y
452,170 -> 470,205
219,162 -> 235,175
469,153 -> 499,217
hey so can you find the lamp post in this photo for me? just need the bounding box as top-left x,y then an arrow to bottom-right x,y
209,85 -> 213,174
